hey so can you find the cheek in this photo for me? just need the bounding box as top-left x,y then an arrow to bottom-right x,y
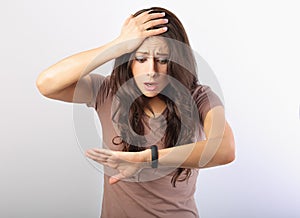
133,75 -> 143,85
131,71 -> 145,89
131,63 -> 144,78
132,65 -> 149,83
132,72 -> 145,80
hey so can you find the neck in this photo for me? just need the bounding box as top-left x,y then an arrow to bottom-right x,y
144,96 -> 167,117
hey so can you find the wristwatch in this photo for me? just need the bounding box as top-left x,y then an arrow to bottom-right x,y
150,145 -> 158,168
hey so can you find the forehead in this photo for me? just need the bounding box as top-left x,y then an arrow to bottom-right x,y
136,37 -> 169,54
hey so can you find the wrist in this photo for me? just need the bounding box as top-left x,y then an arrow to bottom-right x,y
96,38 -> 128,61
111,37 -> 132,54
139,149 -> 152,168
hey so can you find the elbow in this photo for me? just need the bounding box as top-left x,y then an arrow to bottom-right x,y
224,144 -> 235,164
36,76 -> 46,95
36,74 -> 55,97
221,138 -> 236,165
197,137 -> 235,169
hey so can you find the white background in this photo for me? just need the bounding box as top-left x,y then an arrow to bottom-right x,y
1,0 -> 299,217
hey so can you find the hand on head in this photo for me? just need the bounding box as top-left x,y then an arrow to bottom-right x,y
116,10 -> 169,53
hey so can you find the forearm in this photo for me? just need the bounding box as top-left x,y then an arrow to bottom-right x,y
36,38 -> 125,95
142,136 -> 235,169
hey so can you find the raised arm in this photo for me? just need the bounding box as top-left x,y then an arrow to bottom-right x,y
35,41 -> 123,103
36,10 -> 168,103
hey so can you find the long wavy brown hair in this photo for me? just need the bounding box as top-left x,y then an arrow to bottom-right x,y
110,7 -> 200,187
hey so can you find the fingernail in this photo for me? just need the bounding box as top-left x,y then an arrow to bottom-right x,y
163,27 -> 168,31
161,12 -> 165,16
164,19 -> 168,23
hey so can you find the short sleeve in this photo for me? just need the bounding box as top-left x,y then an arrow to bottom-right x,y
192,85 -> 224,125
86,74 -> 111,110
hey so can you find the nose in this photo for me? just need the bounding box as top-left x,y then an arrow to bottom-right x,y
147,58 -> 158,78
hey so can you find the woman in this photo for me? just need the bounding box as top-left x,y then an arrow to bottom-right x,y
36,7 -> 235,218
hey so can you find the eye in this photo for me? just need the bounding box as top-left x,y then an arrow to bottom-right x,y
135,56 -> 147,63
155,57 -> 169,65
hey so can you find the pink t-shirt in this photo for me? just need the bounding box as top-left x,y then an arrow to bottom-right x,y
86,74 -> 223,218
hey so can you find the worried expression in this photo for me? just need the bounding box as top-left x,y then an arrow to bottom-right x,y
131,37 -> 169,98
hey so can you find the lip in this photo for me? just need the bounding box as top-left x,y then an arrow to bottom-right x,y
144,82 -> 158,91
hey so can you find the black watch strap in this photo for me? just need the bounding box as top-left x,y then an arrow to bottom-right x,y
150,145 -> 158,168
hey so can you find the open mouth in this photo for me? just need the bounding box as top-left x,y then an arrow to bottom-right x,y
144,82 -> 158,91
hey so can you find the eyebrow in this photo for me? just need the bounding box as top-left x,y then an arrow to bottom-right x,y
135,51 -> 169,56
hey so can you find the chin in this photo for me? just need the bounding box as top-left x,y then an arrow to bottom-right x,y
142,92 -> 159,98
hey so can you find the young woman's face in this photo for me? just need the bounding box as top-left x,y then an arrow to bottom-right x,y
131,37 -> 169,98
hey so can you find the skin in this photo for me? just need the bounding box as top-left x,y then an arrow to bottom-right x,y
36,10 -> 168,101
36,10 -> 235,185
86,14 -> 235,184
86,105 -> 235,185
131,36 -> 170,115
85,16 -> 235,185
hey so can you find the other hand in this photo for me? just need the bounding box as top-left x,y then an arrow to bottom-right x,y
85,148 -> 149,184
